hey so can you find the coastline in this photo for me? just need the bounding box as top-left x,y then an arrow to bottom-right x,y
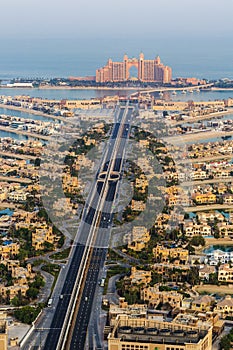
1,84 -> 232,92
0,86 -> 144,91
0,103 -> 75,124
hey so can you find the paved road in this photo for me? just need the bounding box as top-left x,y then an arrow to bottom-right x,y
68,106 -> 133,350
22,105 -> 133,350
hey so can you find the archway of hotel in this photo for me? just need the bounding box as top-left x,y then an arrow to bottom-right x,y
128,65 -> 139,80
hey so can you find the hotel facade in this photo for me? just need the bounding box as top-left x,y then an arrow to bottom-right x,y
96,53 -> 172,84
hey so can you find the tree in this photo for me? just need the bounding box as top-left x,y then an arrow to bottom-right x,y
26,287 -> 39,299
11,296 -> 20,307
14,306 -> 41,324
220,335 -> 231,350
34,158 -> 41,167
190,235 -> 205,247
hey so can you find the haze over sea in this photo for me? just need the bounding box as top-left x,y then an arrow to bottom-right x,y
0,36 -> 233,80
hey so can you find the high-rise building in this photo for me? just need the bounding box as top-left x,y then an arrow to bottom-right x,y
96,53 -> 172,84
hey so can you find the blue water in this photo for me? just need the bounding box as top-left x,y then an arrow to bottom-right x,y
204,245 -> 233,253
0,208 -> 13,216
0,37 -> 233,80
0,130 -> 31,141
0,88 -> 233,102
0,107 -> 52,122
0,87 -> 133,100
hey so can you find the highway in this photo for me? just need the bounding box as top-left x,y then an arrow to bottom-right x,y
40,105 -> 133,350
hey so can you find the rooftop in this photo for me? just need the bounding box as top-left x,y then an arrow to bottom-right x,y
116,326 -> 208,346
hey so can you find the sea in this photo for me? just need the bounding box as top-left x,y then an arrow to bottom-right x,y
0,36 -> 233,140
0,36 -> 233,81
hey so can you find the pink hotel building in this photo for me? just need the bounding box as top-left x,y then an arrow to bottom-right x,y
96,53 -> 172,84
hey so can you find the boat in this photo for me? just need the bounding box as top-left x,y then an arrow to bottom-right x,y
181,90 -> 186,94
172,90 -> 177,95
159,91 -> 163,97
221,135 -> 232,140
189,89 -> 193,93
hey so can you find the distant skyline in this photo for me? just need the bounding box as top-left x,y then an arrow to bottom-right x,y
1,0 -> 233,79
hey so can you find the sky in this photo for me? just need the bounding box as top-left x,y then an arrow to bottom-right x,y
2,0 -> 233,39
0,0 -> 233,79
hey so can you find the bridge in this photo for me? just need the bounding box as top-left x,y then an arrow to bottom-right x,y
130,83 -> 214,96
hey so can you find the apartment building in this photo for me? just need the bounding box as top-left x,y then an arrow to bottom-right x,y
108,315 -> 212,350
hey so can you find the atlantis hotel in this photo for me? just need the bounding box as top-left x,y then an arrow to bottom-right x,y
96,53 -> 172,84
